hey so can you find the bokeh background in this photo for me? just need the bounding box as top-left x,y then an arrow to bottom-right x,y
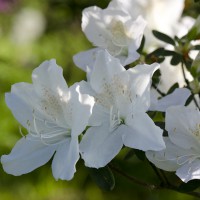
0,0 -> 200,199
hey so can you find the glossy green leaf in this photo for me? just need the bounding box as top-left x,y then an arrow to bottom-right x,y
137,35 -> 145,54
152,30 -> 175,46
170,53 -> 182,66
185,94 -> 193,106
167,83 -> 179,94
88,166 -> 115,191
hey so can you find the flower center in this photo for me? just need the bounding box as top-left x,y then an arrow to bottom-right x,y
109,106 -> 124,132
26,109 -> 71,145
110,19 -> 128,47
191,123 -> 200,138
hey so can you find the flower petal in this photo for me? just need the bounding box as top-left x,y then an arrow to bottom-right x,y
149,88 -> 191,112
176,160 -> 200,183
5,84 -> 37,128
1,135 -> 56,175
128,63 -> 160,111
82,6 -> 128,47
90,50 -> 125,93
52,137 -> 79,180
146,137 -> 193,171
73,48 -> 100,78
32,59 -> 69,97
68,81 -> 94,136
166,105 -> 200,149
80,124 -> 123,168
124,112 -> 165,151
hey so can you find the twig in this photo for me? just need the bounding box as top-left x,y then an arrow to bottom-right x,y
181,62 -> 200,110
109,163 -> 158,190
152,83 -> 166,97
109,163 -> 200,198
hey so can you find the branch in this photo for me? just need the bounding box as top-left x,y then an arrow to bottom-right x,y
109,163 -> 200,198
152,83 -> 166,97
109,163 -> 158,190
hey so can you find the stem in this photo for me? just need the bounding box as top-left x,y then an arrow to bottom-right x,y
109,163 -> 200,198
148,161 -> 166,185
109,164 -> 158,190
152,83 -> 165,97
181,62 -> 200,110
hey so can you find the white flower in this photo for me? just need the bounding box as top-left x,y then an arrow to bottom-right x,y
146,105 -> 200,183
149,88 -> 191,112
109,0 -> 184,50
79,50 -> 165,168
73,5 -> 146,71
1,59 -> 94,180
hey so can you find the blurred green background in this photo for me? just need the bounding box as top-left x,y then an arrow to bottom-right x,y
0,0 -> 200,199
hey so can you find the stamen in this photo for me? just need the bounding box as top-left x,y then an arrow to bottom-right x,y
19,126 -> 26,137
24,109 -> 71,145
109,106 -> 124,132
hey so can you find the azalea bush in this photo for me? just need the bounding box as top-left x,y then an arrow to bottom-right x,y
1,0 -> 200,199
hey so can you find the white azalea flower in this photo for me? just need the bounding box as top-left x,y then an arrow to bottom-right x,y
79,50 -> 165,168
1,59 -> 94,180
109,0 -> 184,49
146,105 -> 200,183
73,5 -> 146,71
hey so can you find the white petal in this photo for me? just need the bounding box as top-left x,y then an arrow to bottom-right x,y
176,160 -> 200,183
117,47 -> 140,66
73,48 -> 100,78
124,112 -> 165,151
90,50 -> 125,93
128,63 -> 160,111
166,105 -> 200,149
68,81 -> 94,136
1,135 -> 56,175
32,59 -> 68,96
146,137 -> 192,171
80,124 -> 123,168
82,6 -> 128,48
5,84 -> 37,128
88,104 -> 109,126
52,137 -> 79,180
82,6 -> 110,47
149,88 -> 191,112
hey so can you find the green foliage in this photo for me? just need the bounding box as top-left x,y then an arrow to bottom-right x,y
179,180 -> 200,192
152,30 -> 175,46
88,166 -> 115,191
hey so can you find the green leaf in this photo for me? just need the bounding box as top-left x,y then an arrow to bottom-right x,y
170,53 -> 182,66
187,27 -> 198,41
145,48 -> 165,64
88,166 -> 115,191
167,83 -> 179,94
185,94 -> 193,106
179,180 -> 200,192
152,30 -> 175,46
137,35 -> 145,54
155,122 -> 168,136
124,149 -> 135,160
134,149 -> 145,161
192,45 -> 200,50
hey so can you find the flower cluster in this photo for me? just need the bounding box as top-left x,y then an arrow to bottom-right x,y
1,0 -> 200,190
